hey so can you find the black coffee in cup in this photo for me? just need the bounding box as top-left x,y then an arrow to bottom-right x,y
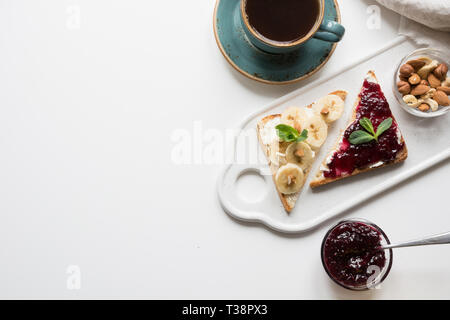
245,0 -> 320,43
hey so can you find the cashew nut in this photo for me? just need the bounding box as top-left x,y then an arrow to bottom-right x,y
420,88 -> 436,100
417,56 -> 433,65
417,60 -> 439,79
424,98 -> 439,112
403,95 -> 421,108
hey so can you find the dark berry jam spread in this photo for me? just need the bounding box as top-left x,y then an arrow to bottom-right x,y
324,80 -> 404,178
322,221 -> 386,288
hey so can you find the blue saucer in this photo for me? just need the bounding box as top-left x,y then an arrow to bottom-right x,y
214,0 -> 341,85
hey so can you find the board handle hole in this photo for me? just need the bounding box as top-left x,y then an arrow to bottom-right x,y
235,169 -> 268,204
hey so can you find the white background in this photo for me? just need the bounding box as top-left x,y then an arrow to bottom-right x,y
0,0 -> 449,299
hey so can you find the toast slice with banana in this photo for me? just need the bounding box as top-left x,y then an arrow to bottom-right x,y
257,91 -> 348,213
310,71 -> 408,188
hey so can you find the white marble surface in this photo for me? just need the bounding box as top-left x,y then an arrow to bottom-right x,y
0,0 -> 449,299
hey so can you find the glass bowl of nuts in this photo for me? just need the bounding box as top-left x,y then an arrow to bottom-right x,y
393,48 -> 450,118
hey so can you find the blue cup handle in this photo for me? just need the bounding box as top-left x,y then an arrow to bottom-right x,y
313,19 -> 345,42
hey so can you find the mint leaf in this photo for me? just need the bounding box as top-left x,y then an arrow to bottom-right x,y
359,117 -> 376,136
296,129 -> 308,143
349,117 -> 393,145
349,130 -> 376,145
375,117 -> 393,139
276,124 -> 299,142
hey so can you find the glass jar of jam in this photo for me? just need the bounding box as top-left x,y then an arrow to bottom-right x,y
321,219 -> 393,290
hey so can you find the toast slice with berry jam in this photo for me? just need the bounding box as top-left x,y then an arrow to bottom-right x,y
310,71 -> 408,188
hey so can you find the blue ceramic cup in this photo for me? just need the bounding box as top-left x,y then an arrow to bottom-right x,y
240,0 -> 345,54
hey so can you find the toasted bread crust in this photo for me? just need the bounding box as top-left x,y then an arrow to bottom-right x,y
257,114 -> 296,212
257,91 -> 348,212
309,146 -> 408,188
310,71 -> 408,188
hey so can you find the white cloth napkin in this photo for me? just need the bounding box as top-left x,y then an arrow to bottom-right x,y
376,0 -> 450,52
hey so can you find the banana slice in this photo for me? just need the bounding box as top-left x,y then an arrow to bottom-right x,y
285,142 -> 314,171
281,107 -> 302,132
297,109 -> 328,150
312,95 -> 345,123
269,141 -> 288,166
275,164 -> 304,195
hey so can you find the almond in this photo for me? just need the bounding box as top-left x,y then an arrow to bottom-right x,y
418,103 -> 430,112
433,63 -> 448,80
408,73 -> 421,85
428,73 -> 441,88
399,64 -> 415,78
407,59 -> 426,71
433,90 -> 450,106
420,80 -> 429,86
437,86 -> 450,95
410,84 -> 430,96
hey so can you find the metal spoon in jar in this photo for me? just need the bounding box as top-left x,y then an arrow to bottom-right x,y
380,231 -> 450,250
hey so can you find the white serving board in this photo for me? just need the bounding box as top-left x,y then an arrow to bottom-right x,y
217,37 -> 450,234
